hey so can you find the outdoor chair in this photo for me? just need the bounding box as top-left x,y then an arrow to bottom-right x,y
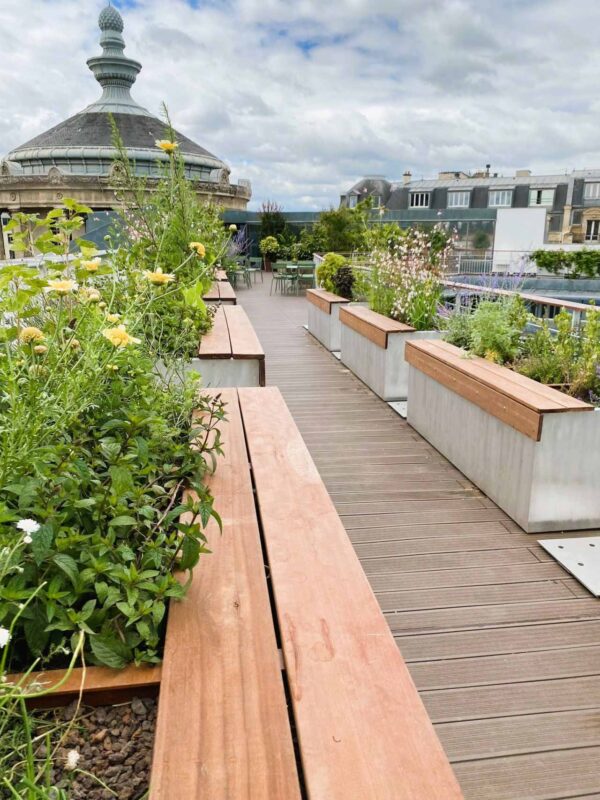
247,256 -> 263,283
296,264 -> 316,293
270,263 -> 293,294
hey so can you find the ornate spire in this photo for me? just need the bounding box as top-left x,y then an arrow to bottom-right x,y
84,5 -> 151,116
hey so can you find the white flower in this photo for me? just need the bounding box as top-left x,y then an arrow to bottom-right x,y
23,534 -> 32,544
0,627 -> 10,649
17,519 -> 40,535
65,749 -> 80,771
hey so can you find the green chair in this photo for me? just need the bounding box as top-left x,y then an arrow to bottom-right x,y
297,264 -> 316,293
270,263 -> 289,295
247,256 -> 263,283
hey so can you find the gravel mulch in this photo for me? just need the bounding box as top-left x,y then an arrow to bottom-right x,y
41,696 -> 156,799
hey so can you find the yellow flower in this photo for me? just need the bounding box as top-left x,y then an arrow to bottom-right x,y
106,364 -> 119,372
18,326 -> 45,344
228,224 -> 237,232
47,279 -> 77,295
155,139 -> 178,153
189,242 -> 206,258
81,258 -> 101,272
33,344 -> 48,355
143,267 -> 175,286
98,301 -> 107,310
484,349 -> 501,363
102,325 -> 141,348
106,313 -> 121,323
69,339 -> 81,350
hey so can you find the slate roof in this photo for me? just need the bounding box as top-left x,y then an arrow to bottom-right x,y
9,112 -> 218,161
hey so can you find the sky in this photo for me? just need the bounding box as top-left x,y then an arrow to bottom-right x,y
1,0 -> 600,210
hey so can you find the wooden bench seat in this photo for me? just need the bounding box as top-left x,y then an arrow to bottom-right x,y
306,288 -> 350,314
339,304 -> 414,349
203,280 -> 237,305
406,339 -> 592,441
193,305 -> 265,387
152,386 -> 462,799
215,268 -> 228,281
151,389 -> 301,799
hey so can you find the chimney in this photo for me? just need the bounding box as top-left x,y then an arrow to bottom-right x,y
515,169 -> 532,177
485,164 -> 491,177
403,170 -> 412,186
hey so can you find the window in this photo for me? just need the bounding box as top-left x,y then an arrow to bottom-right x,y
447,190 -> 470,208
371,195 -> 381,207
529,189 -> 554,207
585,220 -> 600,241
488,189 -> 512,207
347,194 -> 358,208
584,183 -> 600,200
410,192 -> 430,208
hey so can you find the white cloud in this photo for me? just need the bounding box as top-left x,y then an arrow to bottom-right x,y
1,0 -> 600,209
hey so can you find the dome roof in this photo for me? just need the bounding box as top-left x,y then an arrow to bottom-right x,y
4,6 -> 227,182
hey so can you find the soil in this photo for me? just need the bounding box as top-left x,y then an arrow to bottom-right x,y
41,696 -> 156,799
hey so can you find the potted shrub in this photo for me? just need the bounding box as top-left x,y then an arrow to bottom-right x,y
259,236 -> 280,272
406,297 -> 600,532
340,226 -> 453,400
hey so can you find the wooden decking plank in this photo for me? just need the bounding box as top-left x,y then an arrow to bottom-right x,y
422,676 -> 600,723
411,644 -> 600,690
238,386 -> 463,800
350,531 -> 531,553
150,389 -> 300,800
377,580 -> 574,614
438,709 -> 600,763
453,746 -> 600,799
366,547 -> 545,575
385,598 -> 600,635
369,561 -> 568,592
218,280 -> 237,302
197,305 -> 231,357
397,620 -> 600,662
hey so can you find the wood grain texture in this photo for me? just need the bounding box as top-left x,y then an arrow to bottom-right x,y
198,305 -> 231,357
239,386 -> 463,800
306,288 -> 349,314
218,280 -> 237,303
9,665 -> 161,708
340,304 -> 414,348
150,389 -> 300,800
224,305 -> 265,359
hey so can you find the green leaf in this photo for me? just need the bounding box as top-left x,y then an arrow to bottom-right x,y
73,498 -> 96,509
30,525 -> 54,566
52,554 -> 80,588
89,635 -> 130,669
110,465 -> 134,496
178,535 -> 200,571
109,515 -> 137,527
24,610 -> 49,655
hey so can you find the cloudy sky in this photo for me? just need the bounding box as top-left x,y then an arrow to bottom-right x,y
1,0 -> 600,209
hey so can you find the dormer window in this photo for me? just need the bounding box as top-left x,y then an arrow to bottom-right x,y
410,192 -> 430,208
348,195 -> 358,208
447,190 -> 470,208
488,189 -> 512,208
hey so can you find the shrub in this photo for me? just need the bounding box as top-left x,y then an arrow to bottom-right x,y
332,265 -> 355,299
367,225 -> 452,330
0,201 -> 224,670
469,297 -> 527,363
442,310 -> 473,350
259,236 -> 280,261
531,248 -> 600,278
316,252 -> 347,292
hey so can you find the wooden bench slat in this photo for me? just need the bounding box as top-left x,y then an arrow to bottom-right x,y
306,289 -> 349,314
224,305 -> 264,358
420,340 -> 591,412
216,269 -> 228,281
340,305 -> 414,349
150,389 -> 300,800
238,386 -> 463,800
218,281 -> 237,303
203,281 -> 220,301
198,305 -> 231,358
406,343 -> 543,439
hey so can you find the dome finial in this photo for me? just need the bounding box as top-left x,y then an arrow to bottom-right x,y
98,4 -> 124,33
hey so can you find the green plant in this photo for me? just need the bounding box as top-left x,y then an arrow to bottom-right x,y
332,265 -> 355,299
316,253 -> 347,292
259,236 -> 280,261
367,226 -> 452,330
442,310 -> 473,349
468,297 -> 527,363
531,248 -> 600,278
0,202 -> 225,670
471,230 -> 491,251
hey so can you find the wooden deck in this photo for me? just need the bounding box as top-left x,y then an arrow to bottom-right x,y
239,279 -> 600,800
